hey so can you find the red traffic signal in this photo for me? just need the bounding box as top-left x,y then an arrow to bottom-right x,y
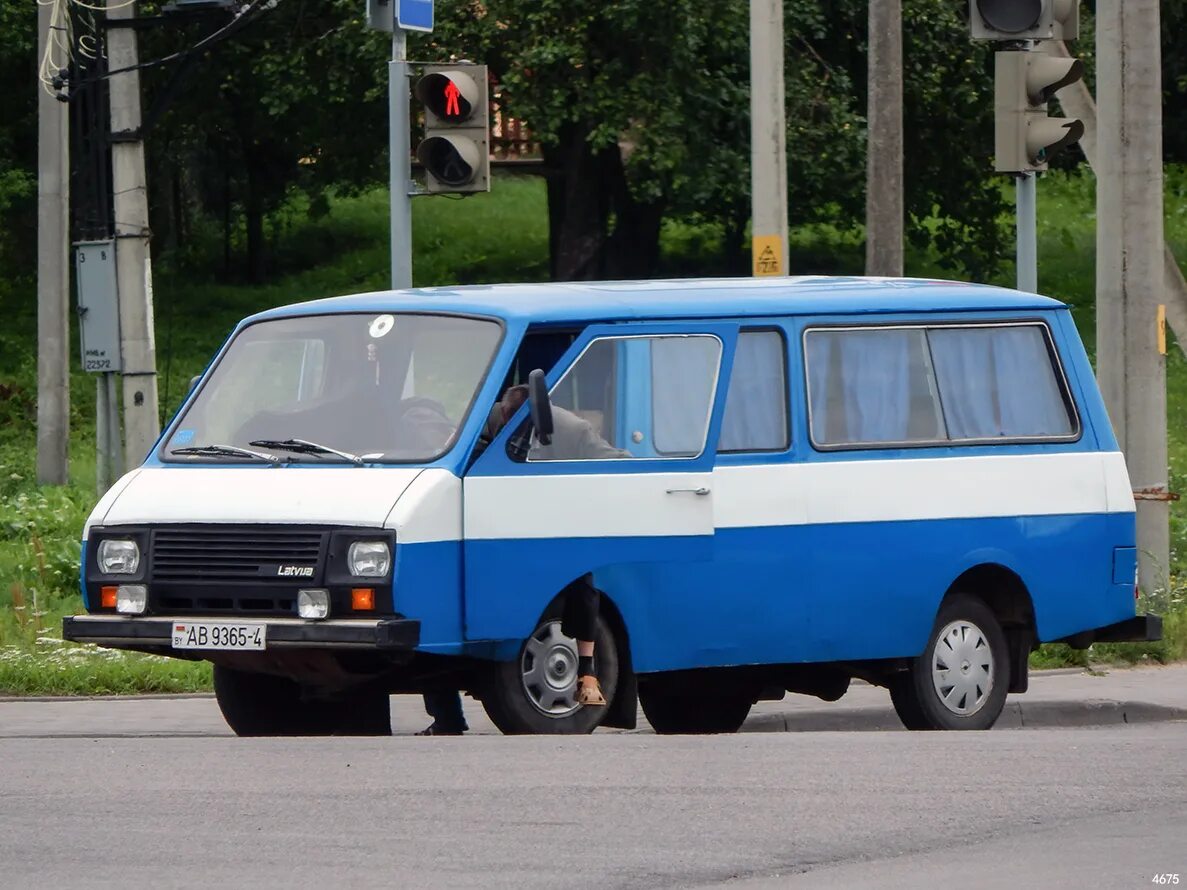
414,70 -> 479,125
413,64 -> 490,194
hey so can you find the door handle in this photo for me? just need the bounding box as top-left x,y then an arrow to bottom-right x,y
665,487 -> 711,496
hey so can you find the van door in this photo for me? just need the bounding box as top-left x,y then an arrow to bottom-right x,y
462,322 -> 738,669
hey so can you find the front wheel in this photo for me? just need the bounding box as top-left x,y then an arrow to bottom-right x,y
213,666 -> 391,737
890,593 -> 1009,731
479,612 -> 619,735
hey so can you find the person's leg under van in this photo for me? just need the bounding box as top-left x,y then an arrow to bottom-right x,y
561,574 -> 607,706
419,689 -> 468,735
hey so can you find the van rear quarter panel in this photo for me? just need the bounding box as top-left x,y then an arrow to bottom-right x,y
785,308 -> 1136,661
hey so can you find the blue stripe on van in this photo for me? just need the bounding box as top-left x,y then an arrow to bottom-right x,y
448,511 -> 1135,672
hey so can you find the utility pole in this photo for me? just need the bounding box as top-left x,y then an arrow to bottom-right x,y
1095,1 -> 1169,593
390,28 -> 413,289
750,0 -> 788,277
106,0 -> 160,472
37,2 -> 70,484
865,0 -> 904,277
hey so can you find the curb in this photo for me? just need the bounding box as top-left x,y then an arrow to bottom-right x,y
742,700 -> 1187,732
0,692 -> 215,704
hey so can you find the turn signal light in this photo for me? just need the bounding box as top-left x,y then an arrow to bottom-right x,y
352,588 -> 376,611
100,586 -> 118,608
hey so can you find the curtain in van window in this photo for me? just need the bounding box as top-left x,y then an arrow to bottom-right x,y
719,332 -> 788,451
929,326 -> 1073,438
652,336 -> 721,455
806,329 -> 914,445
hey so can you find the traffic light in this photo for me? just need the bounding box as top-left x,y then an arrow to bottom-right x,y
969,0 -> 1078,41
994,50 -> 1085,172
413,65 -> 490,194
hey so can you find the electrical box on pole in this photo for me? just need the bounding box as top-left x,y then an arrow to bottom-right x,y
994,50 -> 1085,172
969,0 -> 1078,41
413,65 -> 490,194
74,240 -> 123,373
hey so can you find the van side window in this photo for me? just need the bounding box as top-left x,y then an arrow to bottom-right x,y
718,331 -> 790,453
528,334 -> 722,461
806,328 -> 944,447
928,326 -> 1075,439
805,323 -> 1077,448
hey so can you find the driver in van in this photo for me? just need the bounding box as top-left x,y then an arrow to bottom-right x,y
418,384 -> 620,734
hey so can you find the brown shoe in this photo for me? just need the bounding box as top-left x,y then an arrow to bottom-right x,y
575,675 -> 607,706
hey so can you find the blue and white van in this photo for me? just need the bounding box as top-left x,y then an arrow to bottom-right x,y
64,277 -> 1161,734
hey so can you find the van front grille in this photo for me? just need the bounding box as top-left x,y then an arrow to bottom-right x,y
150,527 -> 324,582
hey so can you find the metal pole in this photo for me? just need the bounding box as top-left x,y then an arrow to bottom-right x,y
390,29 -> 413,289
107,0 -> 160,473
749,0 -> 789,276
36,1 -> 71,484
1015,172 -> 1038,292
1096,0 -> 1169,593
865,0 -> 904,277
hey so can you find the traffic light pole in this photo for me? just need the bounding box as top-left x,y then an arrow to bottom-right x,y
1016,171 -> 1037,292
390,29 -> 413,290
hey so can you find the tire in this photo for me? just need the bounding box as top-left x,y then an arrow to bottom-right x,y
479,610 -> 619,735
890,593 -> 1010,731
213,666 -> 391,737
639,679 -> 752,735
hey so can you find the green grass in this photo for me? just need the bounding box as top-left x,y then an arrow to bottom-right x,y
1,170 -> 1187,694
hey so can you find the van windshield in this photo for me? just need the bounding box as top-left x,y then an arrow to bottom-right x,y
164,312 -> 502,463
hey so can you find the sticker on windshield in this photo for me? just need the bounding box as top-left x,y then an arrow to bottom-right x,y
369,314 -> 395,338
173,429 -> 195,445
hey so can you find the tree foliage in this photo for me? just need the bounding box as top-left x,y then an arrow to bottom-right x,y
2,0 -> 1186,285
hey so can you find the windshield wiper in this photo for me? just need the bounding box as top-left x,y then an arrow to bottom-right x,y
170,444 -> 281,465
249,438 -> 365,466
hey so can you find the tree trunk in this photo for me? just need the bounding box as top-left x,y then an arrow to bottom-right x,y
544,124 -> 610,281
543,125 -> 665,282
603,146 -> 664,279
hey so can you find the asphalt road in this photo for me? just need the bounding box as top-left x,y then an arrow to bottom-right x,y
1,700 -> 1185,888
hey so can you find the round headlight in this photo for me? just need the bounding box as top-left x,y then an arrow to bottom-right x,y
98,539 -> 140,574
347,541 -> 391,577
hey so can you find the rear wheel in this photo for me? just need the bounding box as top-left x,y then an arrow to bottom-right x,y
639,679 -> 752,734
480,612 -> 619,735
213,666 -> 391,737
890,593 -> 1009,731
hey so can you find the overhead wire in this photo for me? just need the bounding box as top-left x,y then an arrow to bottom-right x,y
41,0 -> 281,98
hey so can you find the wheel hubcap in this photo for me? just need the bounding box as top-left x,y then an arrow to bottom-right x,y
931,620 -> 994,716
520,620 -> 580,717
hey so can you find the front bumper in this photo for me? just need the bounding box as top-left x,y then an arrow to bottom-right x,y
1056,613 -> 1162,649
62,615 -> 421,652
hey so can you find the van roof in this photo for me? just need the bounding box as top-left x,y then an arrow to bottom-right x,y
248,276 -> 1066,325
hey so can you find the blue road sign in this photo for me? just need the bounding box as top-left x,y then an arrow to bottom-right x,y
397,0 -> 433,32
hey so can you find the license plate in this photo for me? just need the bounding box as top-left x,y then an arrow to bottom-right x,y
171,621 -> 266,651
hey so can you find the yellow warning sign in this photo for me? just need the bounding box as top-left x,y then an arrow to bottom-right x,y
752,235 -> 784,277
1158,304 -> 1167,356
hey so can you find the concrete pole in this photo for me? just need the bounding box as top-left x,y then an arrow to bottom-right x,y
1095,1 -> 1169,592
865,0 -> 904,277
750,0 -> 789,277
390,29 -> 413,289
107,1 -> 160,472
36,2 -> 71,484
